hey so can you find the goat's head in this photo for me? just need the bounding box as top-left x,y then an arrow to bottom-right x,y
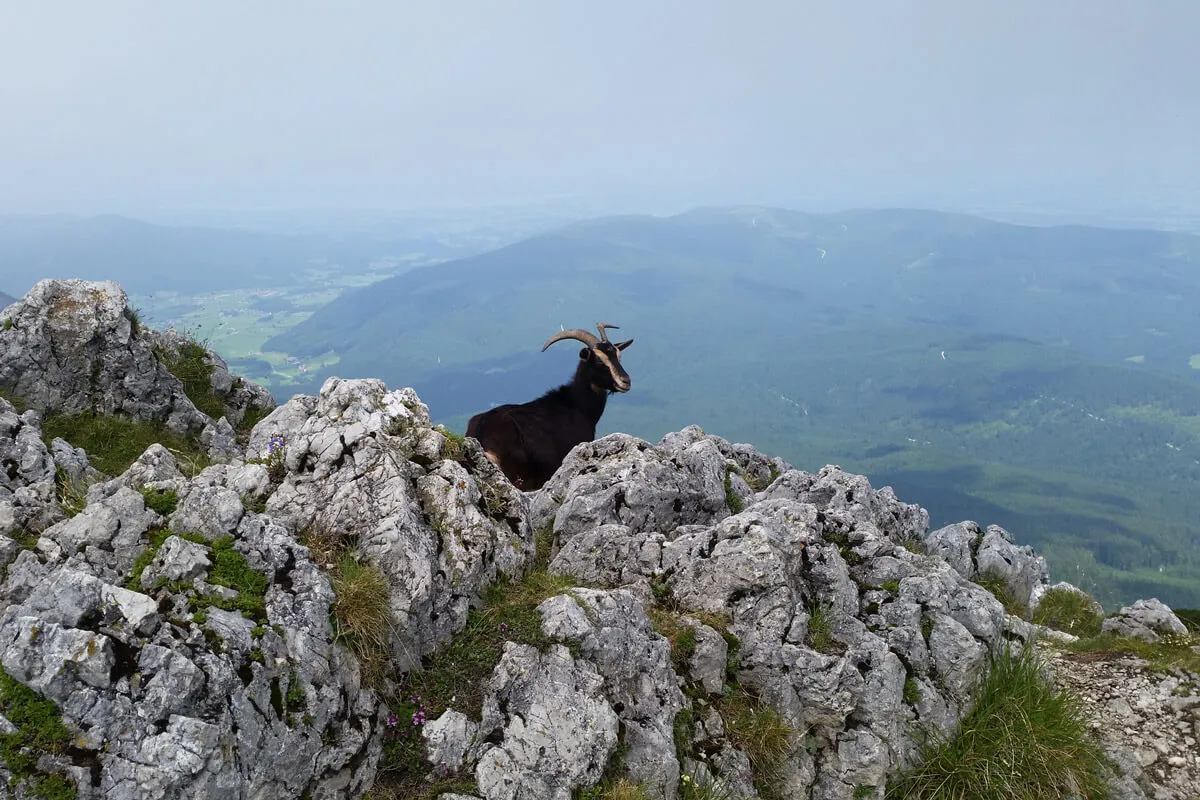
542,322 -> 634,393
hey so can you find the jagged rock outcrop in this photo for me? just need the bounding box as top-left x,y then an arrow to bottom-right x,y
0,398 -> 70,543
0,375 -> 537,798
924,519 -> 1049,611
517,431 -> 1010,799
251,377 -> 534,674
0,279 -> 275,458
0,287 -> 1194,800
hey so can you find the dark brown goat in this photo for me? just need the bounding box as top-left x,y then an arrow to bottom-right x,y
465,322 -> 634,491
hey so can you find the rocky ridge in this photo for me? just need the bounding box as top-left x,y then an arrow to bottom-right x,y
0,279 -> 1195,800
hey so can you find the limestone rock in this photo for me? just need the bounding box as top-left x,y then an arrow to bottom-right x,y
474,643 -> 620,800
1101,598 -> 1189,644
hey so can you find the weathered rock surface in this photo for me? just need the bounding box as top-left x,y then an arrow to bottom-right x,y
0,279 -> 276,457
0,279 -> 210,436
0,429 -> 387,798
1100,598 -> 1190,644
924,520 -> 1049,611
254,376 -> 534,673
474,643 -> 620,800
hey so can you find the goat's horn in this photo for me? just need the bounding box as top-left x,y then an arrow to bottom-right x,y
542,328 -> 600,351
595,322 -> 619,342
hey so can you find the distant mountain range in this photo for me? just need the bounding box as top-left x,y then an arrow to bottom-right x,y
0,213 -> 467,296
0,290 -> 14,307
264,206 -> 1200,608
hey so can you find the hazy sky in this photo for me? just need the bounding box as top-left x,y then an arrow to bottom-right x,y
1,1 -> 1197,216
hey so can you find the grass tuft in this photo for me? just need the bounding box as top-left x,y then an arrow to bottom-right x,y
718,688 -> 793,800
885,642 -> 1113,800
331,555 -> 395,684
53,467 -> 90,517
973,569 -> 1028,618
155,337 -> 227,421
723,466 -> 744,514
301,525 -> 357,570
577,778 -> 652,800
1032,588 -> 1103,637
806,601 -> 840,654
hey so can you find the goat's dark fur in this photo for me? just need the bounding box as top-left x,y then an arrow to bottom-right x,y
466,323 -> 633,491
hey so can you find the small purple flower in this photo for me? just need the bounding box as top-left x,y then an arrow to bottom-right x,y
412,710 -> 427,726
386,713 -> 398,727
268,436 -> 285,454
496,622 -> 508,633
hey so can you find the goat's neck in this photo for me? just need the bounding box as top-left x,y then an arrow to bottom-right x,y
569,363 -> 609,425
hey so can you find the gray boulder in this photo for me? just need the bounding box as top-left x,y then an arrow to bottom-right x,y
0,279 -> 210,436
474,643 -> 620,800
924,520 -> 1049,613
1101,598 -> 1189,643
0,280 -> 276,462
255,376 -> 534,673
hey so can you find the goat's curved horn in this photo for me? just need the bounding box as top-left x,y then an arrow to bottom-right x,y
595,322 -> 619,342
542,328 -> 600,351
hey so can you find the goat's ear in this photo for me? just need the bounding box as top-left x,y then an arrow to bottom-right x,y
579,347 -> 593,361
615,339 -> 634,351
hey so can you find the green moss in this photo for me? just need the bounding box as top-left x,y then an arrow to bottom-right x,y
193,536 -> 268,621
904,677 -> 921,705
127,531 -> 268,624
286,668 -> 307,711
140,487 -> 179,518
2,319 -> 12,332
880,580 -> 901,595
0,666 -> 76,799
125,529 -> 208,592
723,467 -> 744,513
125,528 -> 172,590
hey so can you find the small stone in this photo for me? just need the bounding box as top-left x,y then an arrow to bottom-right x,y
1136,747 -> 1159,767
